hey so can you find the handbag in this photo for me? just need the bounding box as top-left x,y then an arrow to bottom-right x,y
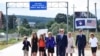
71,46 -> 74,48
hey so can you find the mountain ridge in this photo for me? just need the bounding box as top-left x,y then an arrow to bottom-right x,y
8,15 -> 54,23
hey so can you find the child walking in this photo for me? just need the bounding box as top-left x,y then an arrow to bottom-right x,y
89,33 -> 98,56
22,36 -> 31,56
38,34 -> 45,56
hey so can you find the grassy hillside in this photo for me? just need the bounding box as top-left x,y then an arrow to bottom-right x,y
16,15 -> 54,23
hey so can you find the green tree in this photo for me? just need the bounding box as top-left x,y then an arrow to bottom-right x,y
1,14 -> 6,28
49,22 -> 59,35
19,26 -> 31,36
34,22 -> 46,29
20,18 -> 31,36
46,21 -> 54,28
8,15 -> 17,29
22,18 -> 30,28
59,23 -> 67,33
55,13 -> 67,23
68,16 -> 73,31
47,13 -> 74,33
49,22 -> 67,35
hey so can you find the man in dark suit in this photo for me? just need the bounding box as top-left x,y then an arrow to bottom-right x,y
76,29 -> 87,56
56,29 -> 68,56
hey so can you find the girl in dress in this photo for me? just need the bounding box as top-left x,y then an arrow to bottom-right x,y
66,32 -> 74,56
31,32 -> 38,56
38,34 -> 45,56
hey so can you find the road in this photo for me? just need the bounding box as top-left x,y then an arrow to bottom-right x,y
0,29 -> 100,56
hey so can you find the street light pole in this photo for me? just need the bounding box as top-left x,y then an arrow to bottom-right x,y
6,2 -> 8,44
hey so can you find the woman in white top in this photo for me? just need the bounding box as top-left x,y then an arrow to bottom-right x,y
66,32 -> 74,56
89,33 -> 98,56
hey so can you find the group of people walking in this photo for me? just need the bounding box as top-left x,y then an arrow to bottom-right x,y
22,32 -> 55,56
22,29 -> 99,56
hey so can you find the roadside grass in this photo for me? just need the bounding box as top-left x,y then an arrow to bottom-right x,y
0,29 -> 38,50
0,38 -> 22,50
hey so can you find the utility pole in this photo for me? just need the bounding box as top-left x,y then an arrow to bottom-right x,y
17,18 -> 21,41
87,0 -> 89,41
72,4 -> 75,32
66,2 -> 69,33
94,3 -> 97,34
6,2 -> 8,44
87,0 -> 89,18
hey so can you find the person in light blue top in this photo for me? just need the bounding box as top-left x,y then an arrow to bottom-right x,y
46,32 -> 56,56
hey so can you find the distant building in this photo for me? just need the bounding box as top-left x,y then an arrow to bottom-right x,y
29,22 -> 36,28
0,11 -> 3,28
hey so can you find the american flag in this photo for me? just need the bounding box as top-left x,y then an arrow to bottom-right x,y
86,20 -> 96,27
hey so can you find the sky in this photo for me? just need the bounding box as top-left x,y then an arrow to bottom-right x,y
0,0 -> 100,19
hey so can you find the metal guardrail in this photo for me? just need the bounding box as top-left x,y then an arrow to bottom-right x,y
0,33 -> 19,41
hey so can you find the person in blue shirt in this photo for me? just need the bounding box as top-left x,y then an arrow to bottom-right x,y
46,32 -> 56,56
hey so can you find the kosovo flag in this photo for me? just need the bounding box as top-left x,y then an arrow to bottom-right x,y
76,20 -> 85,26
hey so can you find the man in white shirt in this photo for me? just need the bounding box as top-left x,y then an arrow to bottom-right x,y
89,33 -> 98,56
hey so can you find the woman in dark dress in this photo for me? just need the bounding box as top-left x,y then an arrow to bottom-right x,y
31,32 -> 38,56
